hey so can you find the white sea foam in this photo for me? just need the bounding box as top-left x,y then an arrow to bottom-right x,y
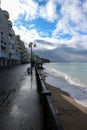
44,66 -> 87,87
43,63 -> 87,107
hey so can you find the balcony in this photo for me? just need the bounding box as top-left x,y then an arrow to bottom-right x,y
9,39 -> 15,44
8,49 -> 14,54
1,42 -> 7,49
8,44 -> 14,54
16,35 -> 20,40
9,29 -> 15,36
8,20 -> 12,28
3,10 -> 9,19
14,55 -> 20,60
18,49 -> 22,53
0,52 -> 8,58
11,55 -> 14,59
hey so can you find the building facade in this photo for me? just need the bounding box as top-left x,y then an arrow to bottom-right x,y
0,8 -> 29,67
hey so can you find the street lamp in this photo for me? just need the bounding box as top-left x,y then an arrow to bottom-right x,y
29,42 -> 36,75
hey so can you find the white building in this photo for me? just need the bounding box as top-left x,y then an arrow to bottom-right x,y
0,9 -> 9,66
0,8 -> 29,67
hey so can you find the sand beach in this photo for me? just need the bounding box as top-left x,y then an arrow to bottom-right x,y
40,70 -> 87,130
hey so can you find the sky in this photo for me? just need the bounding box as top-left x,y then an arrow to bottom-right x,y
1,0 -> 87,62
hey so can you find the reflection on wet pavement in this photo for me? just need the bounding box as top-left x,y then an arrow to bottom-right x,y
0,69 -> 42,130
10,105 -> 28,118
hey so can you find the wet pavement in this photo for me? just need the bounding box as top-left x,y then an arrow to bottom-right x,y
0,66 -> 43,130
0,64 -> 29,98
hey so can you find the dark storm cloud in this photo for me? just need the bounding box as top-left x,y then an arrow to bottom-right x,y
34,44 -> 87,62
35,39 -> 54,46
58,44 -> 87,55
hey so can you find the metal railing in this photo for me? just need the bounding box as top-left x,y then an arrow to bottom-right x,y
35,66 -> 64,130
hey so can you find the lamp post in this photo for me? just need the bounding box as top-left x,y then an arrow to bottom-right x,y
29,42 -> 36,75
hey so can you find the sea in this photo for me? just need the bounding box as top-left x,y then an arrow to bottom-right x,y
43,62 -> 87,107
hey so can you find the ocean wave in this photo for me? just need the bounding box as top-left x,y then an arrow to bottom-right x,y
43,63 -> 87,107
44,66 -> 87,88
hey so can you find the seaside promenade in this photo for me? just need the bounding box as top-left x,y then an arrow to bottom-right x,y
0,65 -> 43,130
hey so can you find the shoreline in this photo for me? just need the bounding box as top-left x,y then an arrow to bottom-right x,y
40,69 -> 87,130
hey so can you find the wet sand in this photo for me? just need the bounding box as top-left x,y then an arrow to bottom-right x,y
40,70 -> 87,130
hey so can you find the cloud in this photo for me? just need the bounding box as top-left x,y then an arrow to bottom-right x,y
34,38 -> 58,49
39,0 -> 58,22
29,24 -> 35,29
13,24 -> 40,46
2,0 -> 23,21
2,0 -> 58,22
52,0 -> 87,49
35,44 -> 87,62
21,0 -> 39,20
1,0 -> 87,62
2,0 -> 39,21
1,0 -> 59,42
